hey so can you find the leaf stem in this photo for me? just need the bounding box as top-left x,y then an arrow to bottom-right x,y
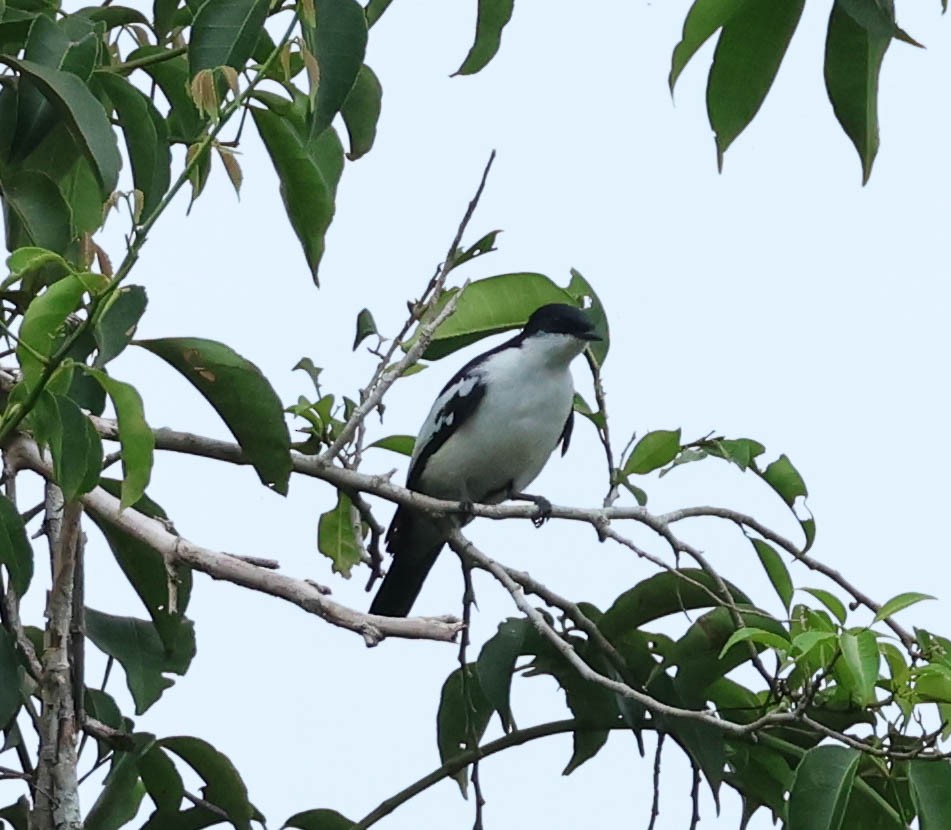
99,46 -> 187,74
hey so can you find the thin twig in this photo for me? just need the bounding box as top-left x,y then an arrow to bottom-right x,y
647,734 -> 664,830
354,719 -> 631,829
689,763 -> 701,830
322,151 -> 496,463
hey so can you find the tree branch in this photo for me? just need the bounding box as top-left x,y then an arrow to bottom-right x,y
445,529 -> 796,738
31,487 -> 83,830
355,719 -> 630,829
85,417 -> 918,649
323,150 -> 496,463
6,437 -> 462,646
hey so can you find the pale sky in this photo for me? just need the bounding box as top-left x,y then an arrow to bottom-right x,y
10,1 -> 951,827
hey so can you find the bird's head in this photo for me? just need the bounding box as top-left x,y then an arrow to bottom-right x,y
522,303 -> 602,342
518,303 -> 602,365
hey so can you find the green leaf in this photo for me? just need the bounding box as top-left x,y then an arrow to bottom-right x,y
873,591 -> 934,624
724,742 -> 793,824
572,392 -> 605,430
89,479 -> 193,656
565,268 -> 610,368
0,493 -> 32,597
718,626 -> 790,659
94,72 -> 171,221
450,229 -> 501,270
366,434 -> 414,456
84,734 -> 152,830
12,15 -> 101,158
352,307 -> 377,351
437,664 -> 493,796
283,809 -> 357,830
137,337 -> 292,495
0,798 -> 29,830
0,627 -> 22,728
787,745 -> 860,830
824,0 -> 892,184
0,57 -> 120,196
16,272 -> 87,388
909,759 -> 951,830
418,273 -> 577,360
704,437 -> 765,470
93,284 -> 148,366
365,0 -> 393,27
911,664 -> 951,704
317,490 -> 362,577
600,569 -> 752,641
659,447 -> 707,477
802,517 -> 817,551
454,0 -> 515,75
476,617 -> 528,731
802,587 -> 847,625
84,369 -> 154,509
837,629 -> 880,707
670,606 -> 788,695
838,0 -> 921,44
670,0 -> 747,91
31,391 -> 103,500
302,0 -> 367,137
1,169 -> 72,253
751,538 -> 793,610
292,357 -> 322,393
138,805 -> 226,830
251,105 -> 340,282
76,5 -> 151,29
138,746 -> 185,814
761,453 -> 808,506
340,63 -> 381,160
188,0 -> 269,76
791,630 -> 837,658
51,150 -> 103,237
706,0 -> 805,167
3,246 -> 71,291
160,736 -> 255,830
85,608 -> 195,714
623,430 -> 681,475
127,46 -> 206,143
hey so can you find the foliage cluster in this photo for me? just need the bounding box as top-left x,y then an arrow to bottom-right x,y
0,1 -> 944,829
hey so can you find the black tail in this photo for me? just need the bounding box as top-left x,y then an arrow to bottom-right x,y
369,507 -> 446,617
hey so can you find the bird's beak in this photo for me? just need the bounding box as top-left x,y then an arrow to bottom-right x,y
580,330 -> 603,342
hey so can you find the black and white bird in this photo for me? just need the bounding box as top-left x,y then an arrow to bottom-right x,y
369,303 -> 602,617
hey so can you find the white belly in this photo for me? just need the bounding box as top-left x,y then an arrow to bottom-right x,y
418,361 -> 575,502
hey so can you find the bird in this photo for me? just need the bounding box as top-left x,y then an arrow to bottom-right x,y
369,302 -> 602,617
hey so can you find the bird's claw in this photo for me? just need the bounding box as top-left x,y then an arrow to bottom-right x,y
531,496 -> 552,528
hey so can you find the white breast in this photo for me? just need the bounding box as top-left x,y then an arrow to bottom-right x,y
417,334 -> 583,502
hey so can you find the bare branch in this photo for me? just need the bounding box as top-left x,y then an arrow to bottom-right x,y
7,436 -> 462,646
87,418 -> 918,649
324,151 -> 496,462
647,734 -> 664,830
446,528 -> 795,738
355,719 -> 631,829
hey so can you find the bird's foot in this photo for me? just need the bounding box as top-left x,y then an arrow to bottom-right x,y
456,499 -> 476,521
511,491 -> 552,528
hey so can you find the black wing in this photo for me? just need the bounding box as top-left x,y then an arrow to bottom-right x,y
559,408 -> 574,456
407,375 -> 486,491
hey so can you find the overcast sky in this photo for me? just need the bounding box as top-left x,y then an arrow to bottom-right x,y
10,1 -> 951,827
